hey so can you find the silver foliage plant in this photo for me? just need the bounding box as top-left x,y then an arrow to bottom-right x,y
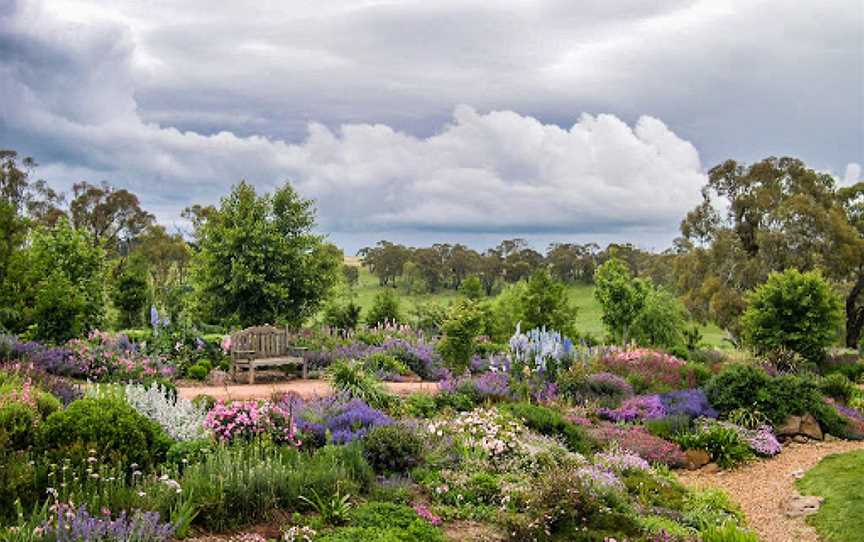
123,383 -> 208,441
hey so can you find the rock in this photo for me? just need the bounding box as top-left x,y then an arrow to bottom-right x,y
784,495 -> 824,518
206,369 -> 231,386
800,414 -> 824,441
776,415 -> 802,437
825,434 -> 840,442
685,449 -> 711,470
793,435 -> 809,444
702,462 -> 721,474
790,469 -> 805,479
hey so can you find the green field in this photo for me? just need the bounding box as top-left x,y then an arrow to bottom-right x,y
797,450 -> 864,542
350,266 -> 730,348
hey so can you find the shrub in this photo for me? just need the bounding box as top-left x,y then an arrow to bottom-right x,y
346,501 -> 419,529
621,469 -> 688,511
437,300 -> 484,374
297,397 -> 392,446
37,398 -> 172,468
328,360 -> 393,409
205,400 -> 300,445
598,395 -> 666,423
501,402 -> 590,453
594,258 -> 649,343
704,364 -> 771,417
658,389 -> 718,419
124,383 -> 208,441
819,373 -> 856,404
519,270 -> 577,338
587,424 -> 686,467
600,349 -> 693,393
674,424 -> 753,469
701,522 -> 759,542
362,353 -> 410,379
362,424 -> 424,474
366,290 -> 401,326
645,415 -> 693,440
741,269 -> 843,364
0,401 -> 39,450
403,393 -> 439,418
559,370 -> 633,407
188,363 -> 209,380
166,438 -> 214,467
325,300 -> 363,331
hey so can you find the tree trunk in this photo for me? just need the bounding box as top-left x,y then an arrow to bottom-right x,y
846,272 -> 864,348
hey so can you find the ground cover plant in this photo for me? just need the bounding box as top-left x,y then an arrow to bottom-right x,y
796,450 -> 864,542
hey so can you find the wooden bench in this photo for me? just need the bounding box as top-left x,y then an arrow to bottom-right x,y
229,325 -> 308,384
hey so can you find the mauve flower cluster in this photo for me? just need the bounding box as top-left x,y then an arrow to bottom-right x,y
574,465 -> 625,496
0,362 -> 82,405
658,389 -> 718,419
600,349 -> 694,391
412,503 -> 442,526
598,395 -> 666,422
744,426 -> 782,456
593,448 -> 651,473
204,400 -> 300,445
40,504 -> 174,542
587,424 -> 686,467
586,372 -> 634,398
306,338 -> 447,381
295,396 -> 392,444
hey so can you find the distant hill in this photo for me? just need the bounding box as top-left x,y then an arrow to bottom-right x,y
343,255 -> 363,267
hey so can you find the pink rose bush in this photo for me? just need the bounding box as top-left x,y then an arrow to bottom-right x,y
204,400 -> 301,446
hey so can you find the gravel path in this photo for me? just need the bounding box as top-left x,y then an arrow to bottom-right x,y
176,379 -> 438,401
677,439 -> 864,542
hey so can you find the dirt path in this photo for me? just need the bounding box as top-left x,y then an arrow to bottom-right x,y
677,439 -> 864,542
176,379 -> 439,401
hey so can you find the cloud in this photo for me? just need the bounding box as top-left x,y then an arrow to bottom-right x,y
1,0 -> 860,250
844,163 -> 862,185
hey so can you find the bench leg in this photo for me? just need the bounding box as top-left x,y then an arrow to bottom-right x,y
248,365 -> 256,385
302,360 -> 308,380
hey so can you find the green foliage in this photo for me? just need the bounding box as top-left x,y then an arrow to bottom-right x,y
644,414 -> 692,440
630,287 -> 687,350
594,258 -> 649,343
191,181 -> 340,328
741,269 -> 843,364
166,438 -> 214,467
674,425 -> 753,469
500,402 -> 590,454
362,424 -> 424,474
299,486 -> 353,525
111,252 -> 151,329
324,300 -> 363,331
704,364 -> 771,417
327,360 -> 393,409
17,220 -> 106,342
681,487 -> 744,531
316,521 -> 445,542
362,353 -> 410,377
366,289 -> 401,326
180,442 -> 373,531
520,270 -> 577,336
818,373 -> 856,404
484,281 -> 527,341
0,401 -> 39,451
36,398 -> 172,469
437,300 -> 484,374
458,275 -> 484,300
346,502 -> 419,529
187,363 -> 210,380
797,450 -> 864,542
701,522 -> 760,542
621,469 -> 687,511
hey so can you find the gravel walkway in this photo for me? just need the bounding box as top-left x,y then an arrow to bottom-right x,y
176,379 -> 438,401
677,439 -> 864,542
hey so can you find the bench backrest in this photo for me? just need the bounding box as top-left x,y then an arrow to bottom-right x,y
231,325 -> 289,359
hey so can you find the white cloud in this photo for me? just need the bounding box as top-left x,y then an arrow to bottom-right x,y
844,163 -> 862,185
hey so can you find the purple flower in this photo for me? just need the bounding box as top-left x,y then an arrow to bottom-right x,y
42,504 -> 174,542
598,395 -> 667,422
658,389 -> 718,419
296,396 -> 392,445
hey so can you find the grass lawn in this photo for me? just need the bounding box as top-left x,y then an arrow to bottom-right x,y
350,266 -> 731,348
796,450 -> 864,542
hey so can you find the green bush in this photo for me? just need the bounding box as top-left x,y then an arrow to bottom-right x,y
362,353 -> 410,377
621,469 -> 688,510
328,360 -> 393,409
0,401 -> 39,450
645,414 -> 692,441
819,373 -> 856,404
403,393 -> 439,418
325,300 -> 363,331
501,402 -> 591,454
36,398 -> 172,468
740,269 -> 843,364
433,391 -> 476,412
316,522 -> 445,542
346,502 -> 419,529
437,300 -> 484,374
34,390 -> 62,419
362,424 -> 424,474
192,394 -> 216,411
701,522 -> 759,542
674,424 -> 753,469
188,363 -> 210,380
166,438 -> 214,467
366,290 -> 401,326
704,364 -> 771,417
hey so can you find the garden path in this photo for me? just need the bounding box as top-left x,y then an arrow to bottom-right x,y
677,439 -> 864,542
176,379 -> 438,402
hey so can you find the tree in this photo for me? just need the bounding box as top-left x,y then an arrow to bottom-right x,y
15,220 -> 106,340
136,225 -> 191,308
191,181 -> 340,328
677,157 -> 864,346
69,181 -> 154,253
630,287 -> 686,350
520,270 -> 576,336
740,269 -> 843,363
359,241 -> 410,287
437,300 -> 484,374
594,258 -> 649,343
342,264 -> 359,288
111,252 -> 151,329
366,289 -> 401,326
459,275 -> 484,300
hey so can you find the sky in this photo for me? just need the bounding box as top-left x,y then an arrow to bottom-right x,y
1,0 -> 862,254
